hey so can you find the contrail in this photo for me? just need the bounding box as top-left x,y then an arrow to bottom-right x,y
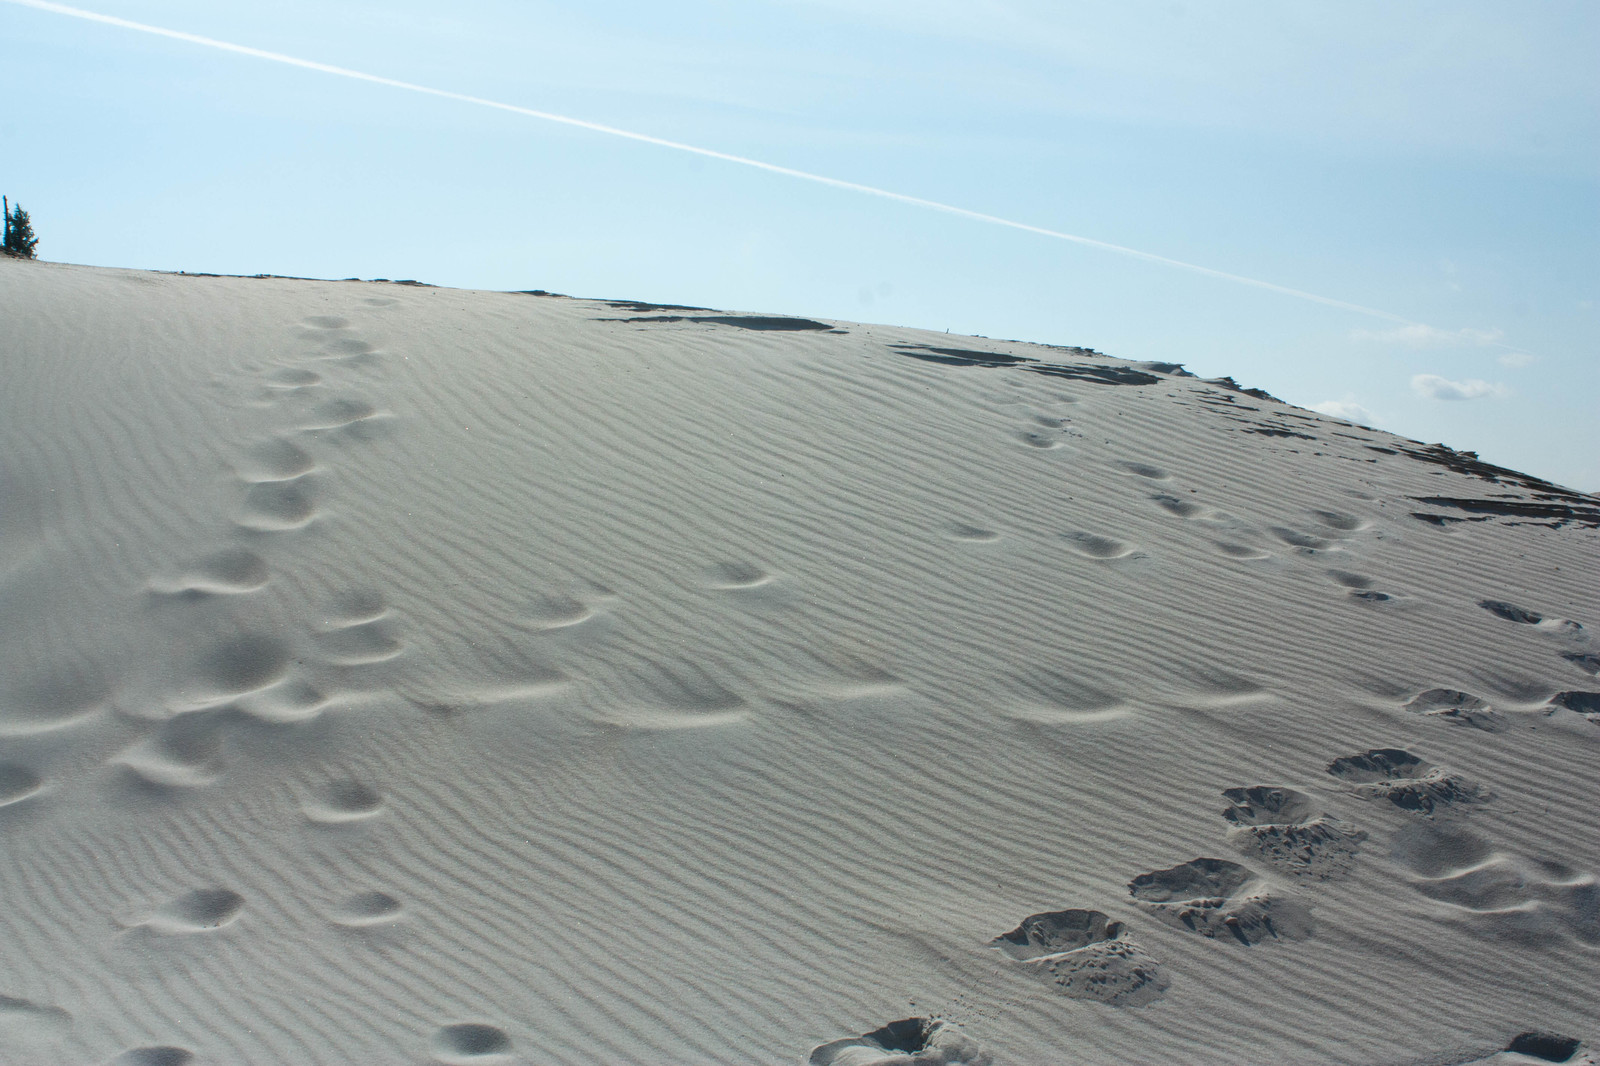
5,0 -> 1423,324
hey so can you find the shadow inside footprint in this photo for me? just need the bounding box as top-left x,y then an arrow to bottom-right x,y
1327,748 -> 1486,814
1404,689 -> 1507,732
431,1022 -> 511,1063
1061,531 -> 1133,559
1505,1032 -> 1585,1063
809,1018 -> 991,1066
1221,787 -> 1365,879
990,909 -> 1166,1006
136,888 -> 245,933
1129,858 -> 1310,943
1480,599 -> 1543,625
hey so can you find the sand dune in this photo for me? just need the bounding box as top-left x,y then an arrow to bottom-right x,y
0,258 -> 1596,1065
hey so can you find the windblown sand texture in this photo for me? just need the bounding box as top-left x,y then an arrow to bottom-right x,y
1,259 -> 1597,1066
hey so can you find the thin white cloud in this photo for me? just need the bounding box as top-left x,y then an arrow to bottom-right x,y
1411,374 -> 1508,401
1352,324 -> 1504,348
1496,351 -> 1536,368
1309,400 -> 1374,425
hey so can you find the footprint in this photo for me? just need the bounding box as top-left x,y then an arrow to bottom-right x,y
1480,600 -> 1586,637
1015,429 -> 1060,449
1115,461 -> 1169,480
809,1018 -> 990,1066
1214,541 -> 1270,560
0,669 -> 109,735
0,994 -> 71,1047
1150,493 -> 1206,518
989,909 -> 1166,1006
944,522 -> 1000,542
303,315 -> 351,330
167,633 -> 292,713
148,548 -> 269,597
1403,689 -> 1507,733
1563,653 -> 1600,676
302,779 -> 384,824
133,888 -> 245,934
330,890 -> 403,928
1548,691 -> 1600,722
1061,531 -> 1134,559
104,1048 -> 196,1066
1220,786 -> 1366,879
112,719 -> 224,789
1128,858 -> 1311,943
265,367 -> 321,390
431,1023 -> 511,1064
235,476 -> 318,532
1500,1033 -> 1590,1064
1329,570 -> 1372,589
299,397 -> 383,432
704,561 -> 772,590
0,764 -> 43,807
321,337 -> 375,358
522,593 -> 596,630
1480,600 -> 1544,625
235,438 -> 316,482
1326,748 -> 1487,815
1311,510 -> 1368,532
1269,527 -> 1332,552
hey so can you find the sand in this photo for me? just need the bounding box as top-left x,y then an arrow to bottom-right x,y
0,256 -> 1596,1066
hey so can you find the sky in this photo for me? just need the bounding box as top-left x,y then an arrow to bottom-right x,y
3,0 -> 1596,491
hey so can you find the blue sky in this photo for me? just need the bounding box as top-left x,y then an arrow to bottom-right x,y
4,0 -> 1596,490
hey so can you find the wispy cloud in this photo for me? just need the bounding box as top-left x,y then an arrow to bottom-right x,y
1309,400 -> 1375,425
1496,351 -> 1536,368
1353,324 -> 1504,348
1411,374 -> 1508,401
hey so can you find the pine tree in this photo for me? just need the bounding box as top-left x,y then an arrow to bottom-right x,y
3,196 -> 39,259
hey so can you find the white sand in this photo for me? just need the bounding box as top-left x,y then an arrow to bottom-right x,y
0,258 -> 1596,1066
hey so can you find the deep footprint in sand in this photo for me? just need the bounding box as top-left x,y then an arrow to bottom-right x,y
1479,599 -> 1586,638
1403,689 -> 1508,733
431,1023 -> 511,1064
1115,460 -> 1169,480
1560,652 -> 1600,676
302,779 -> 385,824
1326,748 -> 1487,815
0,763 -> 43,807
148,548 -> 270,597
1220,786 -> 1366,879
989,908 -> 1167,1005
1061,531 -> 1135,559
131,888 -> 246,934
105,1048 -> 196,1066
809,1018 -> 991,1066
330,891 -> 404,928
235,437 -> 317,483
235,476 -> 319,532
1128,857 -> 1312,943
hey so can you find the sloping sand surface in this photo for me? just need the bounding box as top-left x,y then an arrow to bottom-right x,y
1,259 -> 1596,1065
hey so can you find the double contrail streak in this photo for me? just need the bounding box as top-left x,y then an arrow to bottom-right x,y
8,0 -> 1420,324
